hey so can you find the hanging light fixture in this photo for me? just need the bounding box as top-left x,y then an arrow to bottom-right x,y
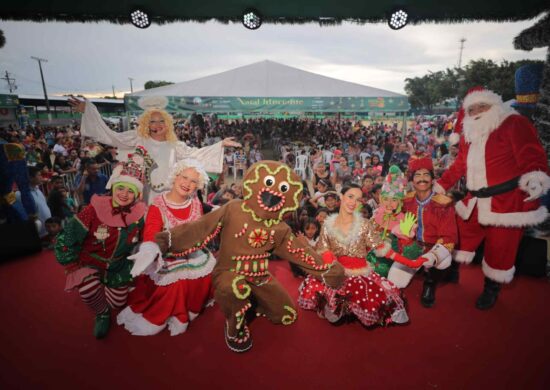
130,9 -> 151,29
388,8 -> 408,30
242,8 -> 262,30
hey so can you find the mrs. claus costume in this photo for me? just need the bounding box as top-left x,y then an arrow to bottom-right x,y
435,86 -> 550,309
117,159 -> 216,336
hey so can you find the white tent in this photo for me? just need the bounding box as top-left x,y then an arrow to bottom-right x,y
126,60 -> 409,113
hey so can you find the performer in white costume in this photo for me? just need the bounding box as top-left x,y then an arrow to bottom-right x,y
69,96 -> 240,203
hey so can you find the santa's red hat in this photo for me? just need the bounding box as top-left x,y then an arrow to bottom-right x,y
462,86 -> 503,111
407,154 -> 434,179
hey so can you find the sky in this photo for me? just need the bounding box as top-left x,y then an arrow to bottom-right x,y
0,16 -> 547,98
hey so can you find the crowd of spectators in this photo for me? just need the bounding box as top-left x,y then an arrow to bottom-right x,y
1,112 -> 458,249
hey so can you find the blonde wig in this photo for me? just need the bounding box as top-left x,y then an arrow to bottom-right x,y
136,109 -> 178,142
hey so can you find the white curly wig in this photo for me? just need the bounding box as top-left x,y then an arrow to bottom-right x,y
167,159 -> 210,189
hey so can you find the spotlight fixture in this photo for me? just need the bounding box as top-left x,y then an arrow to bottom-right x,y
130,9 -> 151,29
242,8 -> 262,30
388,8 -> 408,30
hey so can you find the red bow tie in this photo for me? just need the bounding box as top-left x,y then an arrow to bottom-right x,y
112,205 -> 133,215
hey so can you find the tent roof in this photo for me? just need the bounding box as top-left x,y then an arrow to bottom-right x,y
129,60 -> 406,98
1,1 -> 547,25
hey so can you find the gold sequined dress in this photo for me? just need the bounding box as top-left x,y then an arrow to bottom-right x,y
298,213 -> 409,326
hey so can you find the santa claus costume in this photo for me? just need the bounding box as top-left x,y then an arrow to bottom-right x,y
54,153 -> 147,338
436,86 -> 550,309
117,160 -> 216,336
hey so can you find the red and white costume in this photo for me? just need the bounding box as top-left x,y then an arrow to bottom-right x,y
117,193 -> 216,336
436,88 -> 550,283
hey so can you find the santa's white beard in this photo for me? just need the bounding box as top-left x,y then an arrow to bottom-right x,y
463,104 -> 507,144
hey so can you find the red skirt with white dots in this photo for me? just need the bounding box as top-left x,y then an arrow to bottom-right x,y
298,258 -> 408,327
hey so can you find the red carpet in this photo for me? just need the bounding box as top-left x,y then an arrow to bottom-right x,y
1,251 -> 549,389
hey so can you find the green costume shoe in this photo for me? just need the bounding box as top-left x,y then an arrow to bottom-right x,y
94,309 -> 111,339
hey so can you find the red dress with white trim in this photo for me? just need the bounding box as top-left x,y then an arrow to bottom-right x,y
298,214 -> 408,326
117,193 -> 215,336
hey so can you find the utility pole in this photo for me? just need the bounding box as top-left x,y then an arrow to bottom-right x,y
112,85 -> 116,98
128,77 -> 134,93
456,38 -> 467,111
30,56 -> 51,120
2,71 -> 17,93
457,38 -> 466,69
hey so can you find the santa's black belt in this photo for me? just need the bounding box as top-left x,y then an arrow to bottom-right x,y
469,176 -> 520,198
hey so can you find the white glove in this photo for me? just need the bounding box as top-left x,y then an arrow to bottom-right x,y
423,243 -> 452,270
523,180 -> 544,202
128,242 -> 162,277
421,252 -> 437,269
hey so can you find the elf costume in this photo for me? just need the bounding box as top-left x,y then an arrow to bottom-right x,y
54,152 -> 146,338
367,165 -> 423,277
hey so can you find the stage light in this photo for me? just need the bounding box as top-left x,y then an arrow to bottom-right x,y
242,9 -> 262,30
388,9 -> 408,30
130,9 -> 151,29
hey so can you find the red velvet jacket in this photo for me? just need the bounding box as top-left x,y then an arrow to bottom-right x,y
403,192 -> 457,252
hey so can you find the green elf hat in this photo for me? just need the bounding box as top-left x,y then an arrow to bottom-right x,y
381,165 -> 406,199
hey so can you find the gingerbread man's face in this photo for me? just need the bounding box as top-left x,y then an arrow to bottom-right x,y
242,161 -> 302,224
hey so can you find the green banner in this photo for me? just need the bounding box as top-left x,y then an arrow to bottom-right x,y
125,96 -> 409,114
0,94 -> 19,108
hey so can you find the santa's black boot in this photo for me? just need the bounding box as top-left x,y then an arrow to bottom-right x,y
420,269 -> 437,308
475,277 -> 501,310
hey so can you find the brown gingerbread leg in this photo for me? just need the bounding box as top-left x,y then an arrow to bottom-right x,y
213,270 -> 253,352
251,276 -> 298,325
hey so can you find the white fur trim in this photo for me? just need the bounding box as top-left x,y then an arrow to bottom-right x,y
323,213 -> 363,247
519,171 -> 550,196
476,197 -> 548,227
146,251 -> 216,286
344,266 -> 372,277
463,90 -> 502,110
449,132 -> 460,146
455,198 -> 477,220
105,164 -> 144,193
167,317 -> 189,336
387,262 -> 417,288
454,250 -> 475,264
482,259 -> 515,283
465,128 -> 489,190
117,307 -> 166,336
433,181 -> 446,194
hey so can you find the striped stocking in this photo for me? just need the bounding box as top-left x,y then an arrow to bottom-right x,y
78,275 -> 108,314
105,286 -> 129,309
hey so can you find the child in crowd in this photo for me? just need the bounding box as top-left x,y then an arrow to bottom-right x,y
315,208 -> 329,227
299,218 -> 320,247
324,193 -> 339,214
43,217 -> 62,249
